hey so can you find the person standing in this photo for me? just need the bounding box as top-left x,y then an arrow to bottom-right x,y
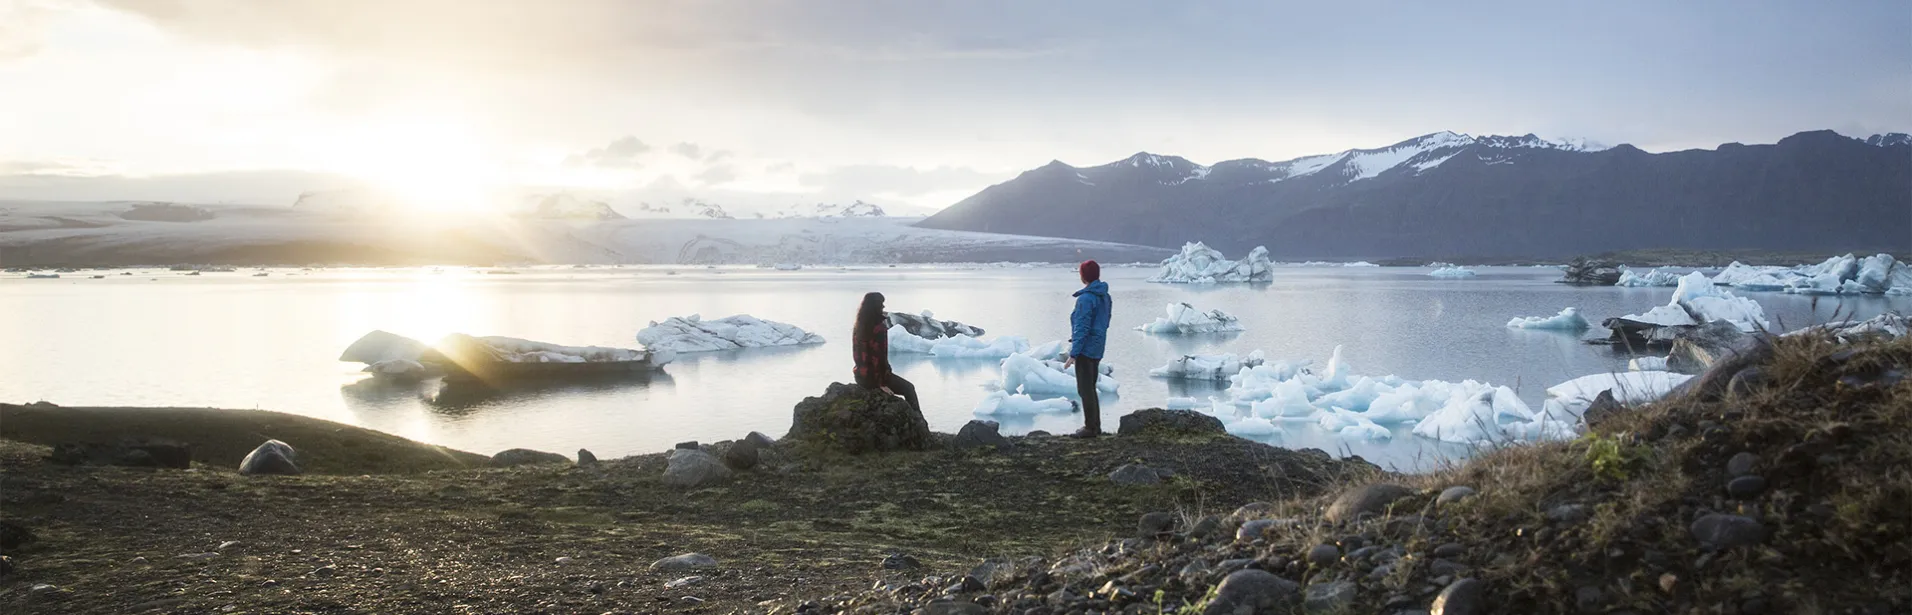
851,291 -> 921,414
1063,260 -> 1112,437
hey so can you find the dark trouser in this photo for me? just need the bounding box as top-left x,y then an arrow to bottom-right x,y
857,372 -> 921,414
1075,356 -> 1101,432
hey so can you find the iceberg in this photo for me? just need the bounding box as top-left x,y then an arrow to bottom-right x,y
1147,242 -> 1273,284
1852,254 -> 1898,292
1627,356 -> 1670,371
1505,307 -> 1591,330
635,314 -> 825,353
1149,351 -> 1266,380
993,343 -> 1118,397
1410,384 -> 1551,445
1427,264 -> 1478,278
1615,267 -> 1683,287
1671,272 -> 1770,331
1134,303 -> 1246,335
1222,415 -> 1282,437
1545,371 -> 1694,418
973,391 -> 1077,416
1784,313 -> 1910,343
886,310 -> 984,340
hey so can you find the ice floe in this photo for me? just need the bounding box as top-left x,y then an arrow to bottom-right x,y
1505,307 -> 1591,330
1615,267 -> 1684,287
889,327 -> 1031,359
973,391 -> 1077,416
1710,254 -> 1910,296
1545,371 -> 1694,418
991,341 -> 1119,397
635,314 -> 825,353
1149,352 -> 1266,380
1612,272 -> 1769,335
1427,264 -> 1478,278
1147,242 -> 1273,284
1628,356 -> 1670,371
1134,303 -> 1246,334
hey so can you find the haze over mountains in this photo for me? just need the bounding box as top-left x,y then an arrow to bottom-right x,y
917,130 -> 1912,260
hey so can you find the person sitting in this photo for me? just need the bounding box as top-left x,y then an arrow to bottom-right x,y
851,291 -> 920,413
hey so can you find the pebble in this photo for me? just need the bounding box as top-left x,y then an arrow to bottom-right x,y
555,557 -> 575,565
309,565 -> 337,579
1430,578 -> 1485,615
1307,544 -> 1340,567
651,553 -> 718,571
1432,543 -> 1465,559
1206,569 -> 1300,614
1184,515 -> 1221,541
1690,514 -> 1767,549
1325,483 -> 1414,523
1726,475 -> 1767,499
1236,519 -> 1278,542
665,576 -> 704,589
1726,451 -> 1758,477
1436,486 -> 1477,507
1107,464 -> 1162,485
128,556 -> 149,566
1428,559 -> 1469,577
1137,512 -> 1177,539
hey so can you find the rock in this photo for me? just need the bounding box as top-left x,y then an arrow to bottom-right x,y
1547,504 -> 1589,525
1228,502 -> 1275,525
576,449 -> 598,467
1580,390 -> 1625,428
1202,569 -> 1300,615
923,601 -> 988,615
1431,578 -> 1485,615
662,449 -> 732,487
1184,515 -> 1221,540
1667,321 -> 1755,374
1026,430 -> 1053,438
1432,543 -> 1465,559
1690,514 -> 1767,549
489,448 -> 570,467
1304,581 -> 1357,614
1116,408 -> 1227,438
722,439 -> 762,470
1108,464 -> 1163,485
744,431 -> 777,450
239,440 -> 301,475
1137,512 -> 1177,539
952,420 -> 1011,450
1726,475 -> 1767,499
1429,559 -> 1469,577
783,383 -> 933,454
1727,367 -> 1767,397
28,583 -> 69,602
1325,484 -> 1414,523
1237,519 -> 1280,542
1435,486 -> 1476,507
553,556 -> 574,565
309,565 -> 337,579
1560,258 -> 1623,286
1726,452 -> 1758,477
675,441 -> 700,450
881,553 -> 922,570
0,521 -> 36,551
1306,544 -> 1339,567
1668,334 -> 1775,403
650,553 -> 717,571
217,540 -> 241,551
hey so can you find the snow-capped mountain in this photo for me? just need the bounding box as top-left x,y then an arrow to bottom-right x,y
524,193 -> 624,220
1862,132 -> 1911,147
918,130 -> 1912,259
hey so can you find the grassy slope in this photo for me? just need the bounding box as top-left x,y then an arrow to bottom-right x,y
0,404 -> 489,474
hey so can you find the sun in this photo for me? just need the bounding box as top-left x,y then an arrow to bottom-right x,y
325,118 -> 502,215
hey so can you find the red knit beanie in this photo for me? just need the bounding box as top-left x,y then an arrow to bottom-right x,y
1079,260 -> 1100,283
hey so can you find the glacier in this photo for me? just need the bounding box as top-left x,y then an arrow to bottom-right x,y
1505,307 -> 1591,330
635,314 -> 825,353
1134,303 -> 1246,334
1147,242 -> 1274,284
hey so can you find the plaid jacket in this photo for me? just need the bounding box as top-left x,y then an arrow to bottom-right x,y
852,319 -> 890,380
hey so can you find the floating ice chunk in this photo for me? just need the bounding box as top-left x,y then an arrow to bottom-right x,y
1671,273 -> 1769,331
1711,261 -> 1791,288
1222,416 -> 1281,437
1615,267 -> 1683,287
1411,384 -> 1536,445
888,326 -> 1030,359
996,348 -> 1118,397
1545,371 -> 1694,417
636,314 -> 825,353
1165,397 -> 1200,410
1853,254 -> 1897,292
1364,382 -> 1446,423
1248,379 -> 1317,418
1135,303 -> 1246,334
365,359 -> 428,380
1149,351 -> 1265,380
1318,409 -> 1393,440
1628,356 -> 1670,371
1887,262 -> 1912,296
1731,273 -> 1794,292
339,330 -> 429,363
1784,313 -> 1911,342
1312,376 -> 1386,413
1427,264 -> 1478,278
466,335 -> 656,363
1147,242 -> 1273,283
1506,307 -> 1591,330
974,391 -> 1077,415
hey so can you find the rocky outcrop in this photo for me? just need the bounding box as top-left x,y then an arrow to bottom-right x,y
784,383 -> 933,454
1116,409 -> 1227,438
238,440 -> 300,475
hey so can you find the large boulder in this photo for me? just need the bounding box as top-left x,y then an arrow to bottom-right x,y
663,448 -> 732,487
490,448 -> 571,467
1117,409 -> 1227,438
238,440 -> 300,475
784,383 -> 933,454
951,420 -> 1010,450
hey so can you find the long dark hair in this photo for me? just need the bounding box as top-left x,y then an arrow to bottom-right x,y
855,292 -> 887,335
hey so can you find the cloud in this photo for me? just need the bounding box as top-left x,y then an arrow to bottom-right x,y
0,168 -> 359,204
565,136 -> 651,169
669,142 -> 704,159
764,162 -> 795,173
693,165 -> 736,185
798,164 -> 1008,197
0,0 -> 64,61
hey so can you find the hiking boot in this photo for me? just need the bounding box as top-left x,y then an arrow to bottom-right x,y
1070,427 -> 1103,439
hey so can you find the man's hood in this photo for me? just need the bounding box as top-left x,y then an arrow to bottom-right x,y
1074,280 -> 1110,298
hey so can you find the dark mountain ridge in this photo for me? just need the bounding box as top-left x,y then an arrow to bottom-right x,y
916,130 -> 1912,259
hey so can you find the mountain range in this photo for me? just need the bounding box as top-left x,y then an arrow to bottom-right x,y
916,130 -> 1912,259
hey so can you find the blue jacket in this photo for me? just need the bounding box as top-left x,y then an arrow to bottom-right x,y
1069,280 -> 1113,359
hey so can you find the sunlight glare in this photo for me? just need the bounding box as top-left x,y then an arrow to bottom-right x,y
327,118 -> 501,215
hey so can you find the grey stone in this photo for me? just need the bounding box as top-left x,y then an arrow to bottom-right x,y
1430,578 -> 1485,615
722,439 -> 761,470
1726,475 -> 1767,499
1201,569 -> 1300,615
1304,581 -> 1357,614
1726,452 -> 1758,478
309,565 -> 337,579
1432,543 -> 1465,559
675,441 -> 699,450
1326,484 -> 1414,523
1727,367 -> 1767,397
1108,464 -> 1162,485
744,431 -> 777,450
1690,514 -> 1766,549
238,440 -> 300,475
576,449 -> 598,467
1307,544 -> 1339,567
1428,559 -> 1469,577
882,553 -> 922,570
650,553 -> 717,571
489,448 -> 569,467
1228,501 -> 1275,524
1178,559 -> 1212,584
1137,512 -> 1177,539
1236,519 -> 1279,542
1116,408 -> 1227,438
1435,486 -> 1476,507
784,383 -> 933,454
952,420 -> 1011,450
1668,320 -> 1754,374
662,449 -> 732,487
1184,515 -> 1221,540
1581,390 -> 1625,428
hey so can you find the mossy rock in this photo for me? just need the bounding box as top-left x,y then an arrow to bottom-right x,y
784,383 -> 932,454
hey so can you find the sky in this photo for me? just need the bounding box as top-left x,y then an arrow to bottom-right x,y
0,0 -> 1907,211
